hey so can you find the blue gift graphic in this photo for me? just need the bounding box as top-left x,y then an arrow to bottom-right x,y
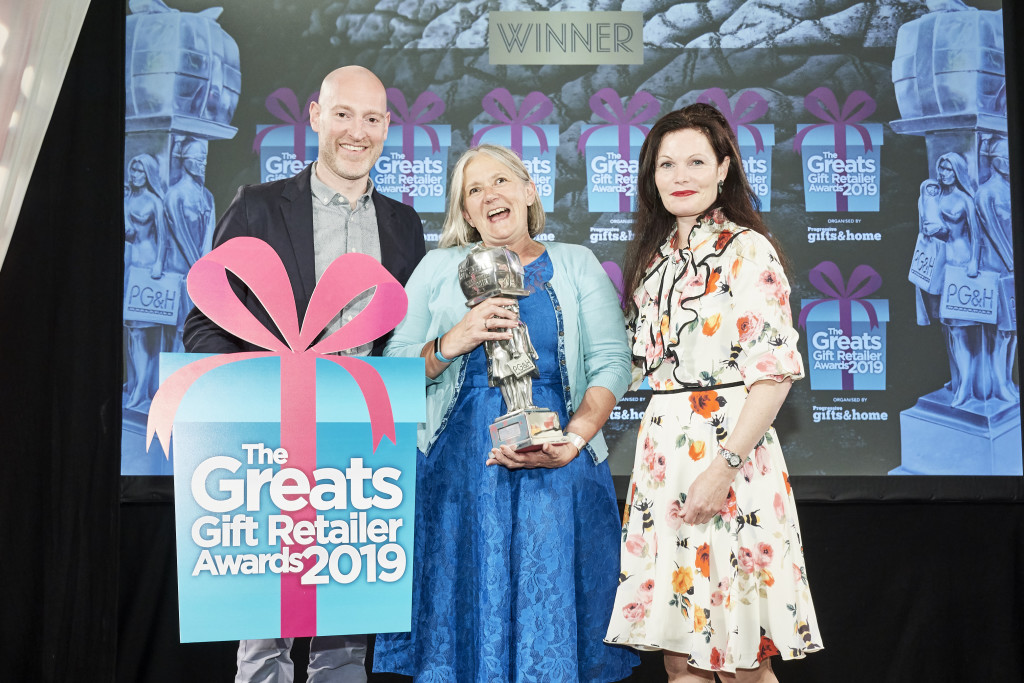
163,353 -> 424,642
373,125 -> 451,213
252,87 -> 319,180
581,125 -> 646,213
797,261 -> 885,391
696,89 -> 775,212
738,125 -> 775,212
794,88 -> 882,213
257,125 -> 317,183
578,88 -> 659,214
147,239 -> 422,642
802,299 -> 888,391
797,124 -> 883,212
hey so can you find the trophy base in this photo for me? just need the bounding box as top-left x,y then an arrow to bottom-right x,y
489,409 -> 564,452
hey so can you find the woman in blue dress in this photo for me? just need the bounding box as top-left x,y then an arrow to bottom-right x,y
373,144 -> 638,682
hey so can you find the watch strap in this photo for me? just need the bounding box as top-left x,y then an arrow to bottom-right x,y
718,444 -> 743,468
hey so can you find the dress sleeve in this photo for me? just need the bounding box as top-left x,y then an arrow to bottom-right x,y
729,233 -> 805,387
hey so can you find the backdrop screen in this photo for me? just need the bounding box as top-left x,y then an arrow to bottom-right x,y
120,0 -> 1021,497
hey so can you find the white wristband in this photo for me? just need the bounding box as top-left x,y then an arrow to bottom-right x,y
564,431 -> 587,453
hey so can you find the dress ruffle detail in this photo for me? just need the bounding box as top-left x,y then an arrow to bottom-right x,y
630,209 -> 746,388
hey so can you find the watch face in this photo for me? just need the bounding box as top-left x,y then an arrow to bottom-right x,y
721,447 -> 741,467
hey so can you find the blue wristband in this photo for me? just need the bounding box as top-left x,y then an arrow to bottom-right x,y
433,336 -> 457,364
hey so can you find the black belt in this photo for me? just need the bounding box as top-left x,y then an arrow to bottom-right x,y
650,380 -> 745,395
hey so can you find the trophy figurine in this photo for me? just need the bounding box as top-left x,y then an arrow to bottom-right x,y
458,244 -> 565,451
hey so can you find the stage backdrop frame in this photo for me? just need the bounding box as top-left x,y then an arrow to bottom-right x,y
120,0 -> 1023,503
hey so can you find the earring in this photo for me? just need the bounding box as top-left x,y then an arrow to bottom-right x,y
717,180 -> 724,195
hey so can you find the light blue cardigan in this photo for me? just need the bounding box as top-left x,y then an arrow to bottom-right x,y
385,242 -> 631,463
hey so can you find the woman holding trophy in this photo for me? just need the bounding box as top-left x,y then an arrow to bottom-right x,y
373,144 -> 637,681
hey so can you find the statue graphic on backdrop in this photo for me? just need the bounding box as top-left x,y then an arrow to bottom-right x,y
925,0 -> 975,11
892,0 -> 1018,475
975,137 -> 1017,402
918,179 -> 943,234
164,138 -> 215,351
123,154 -> 170,411
909,177 -> 946,294
121,0 -> 240,474
915,152 -> 981,407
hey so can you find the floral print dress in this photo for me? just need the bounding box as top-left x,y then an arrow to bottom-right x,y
604,211 -> 823,673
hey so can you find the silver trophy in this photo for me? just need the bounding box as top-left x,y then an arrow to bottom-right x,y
458,245 -> 564,452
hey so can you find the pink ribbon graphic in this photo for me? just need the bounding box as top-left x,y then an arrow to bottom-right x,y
578,88 -> 661,212
147,236 -> 407,637
793,88 -> 876,212
697,88 -> 770,153
252,88 -> 320,163
470,88 -> 553,156
386,88 -> 445,205
797,261 -> 882,390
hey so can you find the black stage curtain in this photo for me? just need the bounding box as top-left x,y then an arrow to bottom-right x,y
2,2 -> 1023,682
0,0 -> 124,681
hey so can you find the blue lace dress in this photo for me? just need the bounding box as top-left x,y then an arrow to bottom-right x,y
374,251 -> 637,682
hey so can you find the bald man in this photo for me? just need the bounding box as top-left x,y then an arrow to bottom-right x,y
183,66 -> 426,682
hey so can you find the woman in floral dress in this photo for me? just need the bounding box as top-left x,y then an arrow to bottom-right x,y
605,104 -> 822,682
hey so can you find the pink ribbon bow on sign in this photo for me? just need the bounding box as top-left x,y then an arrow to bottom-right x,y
146,236 -> 407,637
793,88 -> 876,211
797,261 -> 882,391
577,88 -> 660,212
386,88 -> 445,204
251,88 -> 320,163
697,88 -> 770,153
470,88 -> 554,156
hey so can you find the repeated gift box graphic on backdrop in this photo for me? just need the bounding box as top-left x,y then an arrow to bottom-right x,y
698,88 -> 775,212
799,261 -> 888,392
248,84 -> 897,397
248,85 -> 890,216
579,88 -> 660,213
372,89 -> 451,213
471,88 -> 559,212
795,88 -> 883,213
254,88 -> 319,183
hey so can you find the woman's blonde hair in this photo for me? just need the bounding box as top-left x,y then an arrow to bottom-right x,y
439,144 -> 545,248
